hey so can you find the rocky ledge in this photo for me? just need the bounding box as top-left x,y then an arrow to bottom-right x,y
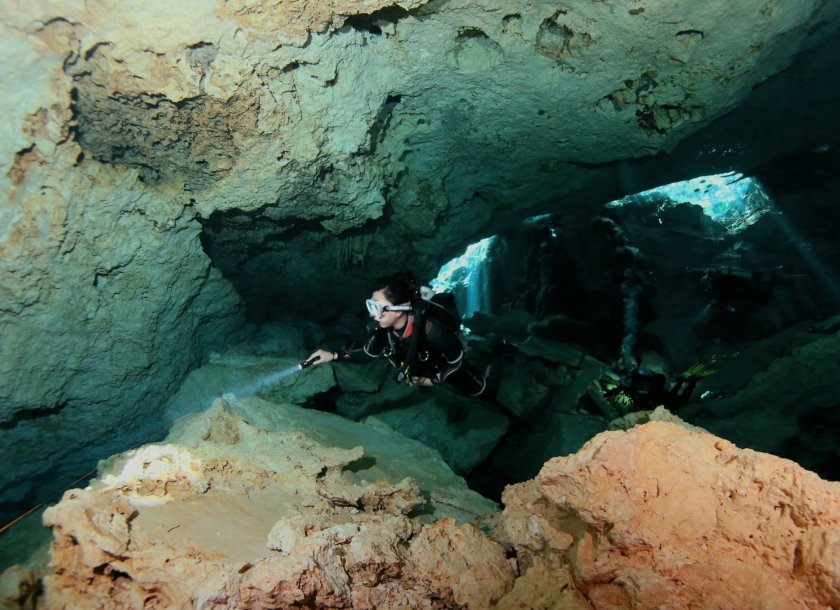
2,406 -> 838,609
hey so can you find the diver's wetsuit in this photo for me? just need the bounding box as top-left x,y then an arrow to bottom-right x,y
335,303 -> 498,400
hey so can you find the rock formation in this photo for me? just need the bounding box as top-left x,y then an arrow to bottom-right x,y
37,398 -> 513,609
4,408 -> 837,609
500,420 -> 840,609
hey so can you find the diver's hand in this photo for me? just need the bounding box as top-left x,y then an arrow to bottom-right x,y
305,349 -> 338,367
410,376 -> 434,387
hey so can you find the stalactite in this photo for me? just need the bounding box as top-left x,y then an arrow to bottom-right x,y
334,233 -> 374,271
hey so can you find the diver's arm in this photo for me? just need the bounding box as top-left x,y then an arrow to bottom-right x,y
308,327 -> 386,366
336,346 -> 380,363
305,348 -> 340,365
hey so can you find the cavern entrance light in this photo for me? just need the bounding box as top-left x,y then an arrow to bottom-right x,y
607,171 -> 772,233
431,236 -> 496,319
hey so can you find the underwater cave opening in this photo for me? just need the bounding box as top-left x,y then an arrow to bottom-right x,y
431,167 -> 840,502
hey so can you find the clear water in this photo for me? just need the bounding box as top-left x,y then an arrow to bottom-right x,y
221,364 -> 303,399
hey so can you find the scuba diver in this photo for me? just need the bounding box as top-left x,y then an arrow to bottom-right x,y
700,266 -> 778,313
605,363 -> 715,412
692,266 -> 782,341
305,271 -> 502,401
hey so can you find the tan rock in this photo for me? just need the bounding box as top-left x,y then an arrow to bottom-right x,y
38,401 -> 512,609
409,518 -> 516,609
501,421 -> 840,609
28,402 -> 840,609
0,564 -> 40,610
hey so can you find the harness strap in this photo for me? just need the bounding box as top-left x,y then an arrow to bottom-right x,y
400,299 -> 427,377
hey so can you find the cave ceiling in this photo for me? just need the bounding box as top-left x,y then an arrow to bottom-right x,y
6,0 -> 837,319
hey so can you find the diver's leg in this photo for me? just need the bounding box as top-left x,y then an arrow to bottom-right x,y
479,358 -> 503,400
446,360 -> 501,401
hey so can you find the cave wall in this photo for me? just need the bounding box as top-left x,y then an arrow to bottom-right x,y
2,0 -> 840,518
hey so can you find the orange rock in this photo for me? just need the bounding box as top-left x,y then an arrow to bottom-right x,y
501,421 -> 840,609
31,411 -> 840,609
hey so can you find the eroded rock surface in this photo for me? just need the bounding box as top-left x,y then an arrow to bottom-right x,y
500,420 -> 840,609
38,398 -> 511,609
4,0 -> 840,595
23,410 -> 840,609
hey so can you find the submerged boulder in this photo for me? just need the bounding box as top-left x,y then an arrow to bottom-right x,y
500,420 -> 840,609
39,398 -> 509,609
8,407 -> 840,609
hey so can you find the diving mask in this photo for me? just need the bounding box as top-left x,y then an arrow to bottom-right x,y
365,299 -> 412,318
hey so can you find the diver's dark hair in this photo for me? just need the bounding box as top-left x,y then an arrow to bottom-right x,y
372,271 -> 418,304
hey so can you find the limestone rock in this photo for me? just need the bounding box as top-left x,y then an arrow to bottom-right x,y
495,358 -> 557,420
408,518 -> 516,609
4,0 -> 840,587
372,393 -> 510,474
38,398 -> 512,609
607,404 -> 704,431
334,370 -> 509,475
333,358 -> 390,394
500,421 -> 840,609
166,353 -> 336,423
0,564 -> 40,610
688,330 -> 840,463
19,402 -> 840,609
335,372 -> 417,420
